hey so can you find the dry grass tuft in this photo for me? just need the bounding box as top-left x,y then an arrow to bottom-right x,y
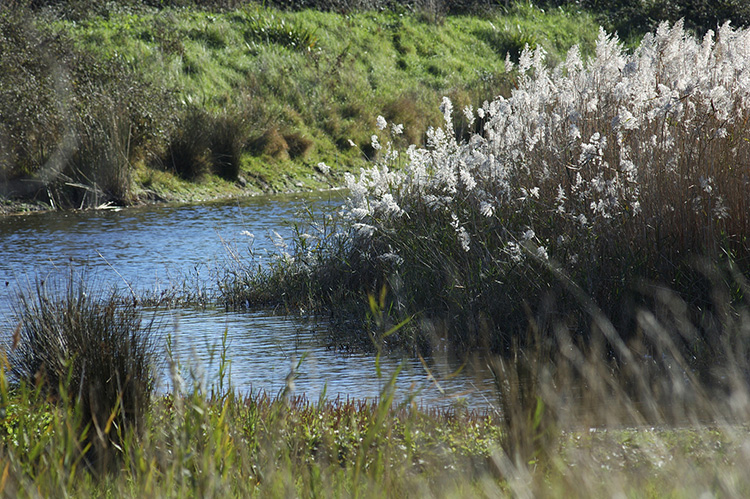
250,127 -> 290,160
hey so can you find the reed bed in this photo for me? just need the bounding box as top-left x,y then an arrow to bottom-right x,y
209,23 -> 750,497
233,21 -> 750,365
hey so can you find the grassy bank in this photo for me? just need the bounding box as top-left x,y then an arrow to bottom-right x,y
3,1 -> 750,212
1,1 -> 603,211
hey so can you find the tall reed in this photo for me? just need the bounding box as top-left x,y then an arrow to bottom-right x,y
233,21 -> 750,371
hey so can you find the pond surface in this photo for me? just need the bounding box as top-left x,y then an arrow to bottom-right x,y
0,193 -> 498,410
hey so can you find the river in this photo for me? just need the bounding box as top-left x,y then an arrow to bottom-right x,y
0,192 -> 498,410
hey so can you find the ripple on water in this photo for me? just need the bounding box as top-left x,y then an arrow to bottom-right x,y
0,193 -> 497,409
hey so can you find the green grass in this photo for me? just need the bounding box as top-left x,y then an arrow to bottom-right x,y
3,310 -> 750,497
2,260 -> 750,496
0,2 -> 601,208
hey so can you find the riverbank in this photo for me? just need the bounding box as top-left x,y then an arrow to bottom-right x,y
4,1 -> 747,215
0,159 -> 342,215
2,1 -> 603,213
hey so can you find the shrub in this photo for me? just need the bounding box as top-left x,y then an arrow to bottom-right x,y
249,127 -> 290,160
537,0 -> 750,43
382,92 -> 439,147
0,4 -> 70,180
478,24 -> 538,62
209,112 -> 245,181
9,273 -> 159,471
62,100 -> 136,207
284,131 -> 314,159
166,107 -> 213,180
0,3 -> 175,207
165,106 -> 252,181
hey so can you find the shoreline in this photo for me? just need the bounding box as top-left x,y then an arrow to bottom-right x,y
0,170 -> 346,217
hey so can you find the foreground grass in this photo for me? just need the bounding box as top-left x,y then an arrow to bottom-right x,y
4,246 -> 750,497
0,381 -> 503,497
3,362 -> 750,497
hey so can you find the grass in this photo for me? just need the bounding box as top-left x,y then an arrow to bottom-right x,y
6,271 -> 159,474
3,271 -> 750,496
0,1 -> 601,209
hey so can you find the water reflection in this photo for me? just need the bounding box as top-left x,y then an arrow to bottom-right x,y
160,307 -> 498,409
0,193 -> 499,409
0,192 -> 338,314
1,191 -> 340,295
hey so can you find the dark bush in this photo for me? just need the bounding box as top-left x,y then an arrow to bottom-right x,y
166,107 -> 252,181
9,273 -> 159,471
477,25 -> 537,62
284,131 -> 314,159
538,0 -> 750,41
0,3 -> 176,207
0,4 -> 68,180
249,127 -> 290,160
209,113 -> 245,181
166,107 -> 213,180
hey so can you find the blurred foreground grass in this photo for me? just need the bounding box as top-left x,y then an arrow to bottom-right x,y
2,273 -> 750,497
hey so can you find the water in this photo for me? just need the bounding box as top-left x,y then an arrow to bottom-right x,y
0,193 -> 498,410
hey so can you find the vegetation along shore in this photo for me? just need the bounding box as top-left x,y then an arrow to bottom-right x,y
3,0 -> 696,213
3,0 -> 750,496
